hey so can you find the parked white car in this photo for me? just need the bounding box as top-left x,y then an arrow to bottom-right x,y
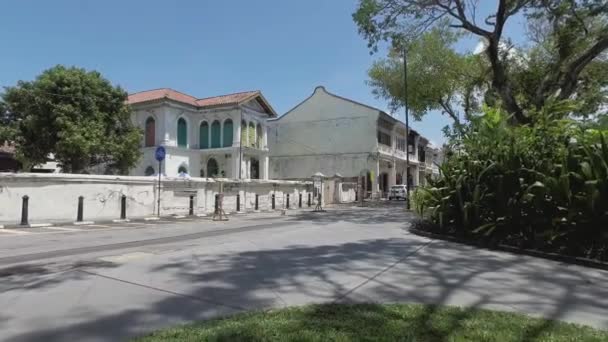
388,185 -> 408,200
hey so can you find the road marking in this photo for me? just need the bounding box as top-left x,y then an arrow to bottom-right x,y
46,226 -> 83,232
0,229 -> 31,235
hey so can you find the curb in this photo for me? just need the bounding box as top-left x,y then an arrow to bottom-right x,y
409,227 -> 608,271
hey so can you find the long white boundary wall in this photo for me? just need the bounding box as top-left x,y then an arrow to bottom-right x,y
0,173 -> 312,225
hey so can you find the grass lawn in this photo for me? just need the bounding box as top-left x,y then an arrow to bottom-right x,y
134,303 -> 608,341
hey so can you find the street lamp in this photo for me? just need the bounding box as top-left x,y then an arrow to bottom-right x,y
403,45 -> 411,210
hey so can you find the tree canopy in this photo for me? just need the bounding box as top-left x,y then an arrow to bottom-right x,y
354,0 -> 608,124
0,65 -> 141,174
367,25 -> 487,134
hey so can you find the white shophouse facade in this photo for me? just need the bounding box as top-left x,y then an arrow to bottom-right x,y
128,88 -> 276,179
268,86 -> 440,197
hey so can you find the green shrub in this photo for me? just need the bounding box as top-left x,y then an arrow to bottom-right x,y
416,103 -> 608,260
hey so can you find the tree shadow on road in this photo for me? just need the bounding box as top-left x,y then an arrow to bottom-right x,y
4,235 -> 608,341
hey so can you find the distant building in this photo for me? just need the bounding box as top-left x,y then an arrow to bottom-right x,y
127,88 -> 277,179
268,86 -> 440,197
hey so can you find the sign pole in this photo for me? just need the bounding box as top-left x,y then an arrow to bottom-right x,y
157,159 -> 161,217
154,146 -> 166,217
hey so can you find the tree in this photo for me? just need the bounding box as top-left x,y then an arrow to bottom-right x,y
367,25 -> 488,134
1,65 -> 142,174
353,0 -> 608,124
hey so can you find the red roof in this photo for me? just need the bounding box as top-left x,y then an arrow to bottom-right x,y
128,88 -> 260,108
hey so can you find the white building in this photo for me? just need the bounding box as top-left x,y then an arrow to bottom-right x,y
128,88 -> 277,179
268,86 -> 440,197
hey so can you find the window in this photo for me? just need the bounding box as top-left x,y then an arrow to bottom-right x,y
199,122 -> 209,149
178,165 -> 188,174
145,166 -> 155,176
377,131 -> 391,146
248,122 -> 256,147
418,146 -> 426,162
256,123 -> 263,148
145,117 -> 155,147
397,138 -> 406,152
207,158 -> 219,177
223,119 -> 233,147
177,118 -> 187,147
241,120 -> 247,146
211,120 -> 221,148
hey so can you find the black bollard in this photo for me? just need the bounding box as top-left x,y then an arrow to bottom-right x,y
299,193 -> 302,208
286,194 -> 290,209
214,194 -> 219,212
77,196 -> 84,222
271,194 -> 275,210
355,190 -> 358,202
236,194 -> 241,212
308,193 -> 312,207
255,194 -> 259,211
189,195 -> 194,216
120,195 -> 127,220
20,195 -> 29,226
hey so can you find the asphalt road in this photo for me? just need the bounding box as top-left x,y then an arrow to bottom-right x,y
1,204 -> 608,341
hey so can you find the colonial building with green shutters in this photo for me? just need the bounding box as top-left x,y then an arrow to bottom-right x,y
128,88 -> 276,179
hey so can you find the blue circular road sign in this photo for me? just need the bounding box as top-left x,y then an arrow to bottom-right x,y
155,146 -> 166,162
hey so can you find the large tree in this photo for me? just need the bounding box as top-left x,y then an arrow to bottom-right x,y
354,0 -> 608,124
367,25 -> 488,133
1,65 -> 141,174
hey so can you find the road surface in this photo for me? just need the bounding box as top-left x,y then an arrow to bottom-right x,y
1,204 -> 607,341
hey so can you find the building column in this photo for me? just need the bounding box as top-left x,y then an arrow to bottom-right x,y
374,159 -> 380,196
246,121 -> 250,147
390,159 -> 397,187
412,165 -> 420,187
262,155 -> 269,180
263,125 -> 268,149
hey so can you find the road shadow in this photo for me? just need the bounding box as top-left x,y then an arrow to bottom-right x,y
5,232 -> 608,341
0,260 -> 118,293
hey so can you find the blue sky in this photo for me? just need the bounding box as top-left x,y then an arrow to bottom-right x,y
0,1 -> 527,144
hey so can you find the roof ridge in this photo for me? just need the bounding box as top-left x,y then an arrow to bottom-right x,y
128,88 -> 171,96
196,90 -> 259,101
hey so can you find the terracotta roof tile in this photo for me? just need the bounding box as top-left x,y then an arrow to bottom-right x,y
127,88 -> 198,106
195,91 -> 259,107
127,88 -> 259,108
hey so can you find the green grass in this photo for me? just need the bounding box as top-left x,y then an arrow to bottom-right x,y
134,303 -> 608,341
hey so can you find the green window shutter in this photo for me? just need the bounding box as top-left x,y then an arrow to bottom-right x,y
211,121 -> 221,148
177,118 -> 187,147
223,120 -> 233,147
248,123 -> 255,147
199,122 -> 209,149
241,121 -> 247,146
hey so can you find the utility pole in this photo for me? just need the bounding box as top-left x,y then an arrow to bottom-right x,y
403,45 -> 411,210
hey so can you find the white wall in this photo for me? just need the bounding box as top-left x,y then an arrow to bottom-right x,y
0,173 -> 311,225
268,87 -> 379,179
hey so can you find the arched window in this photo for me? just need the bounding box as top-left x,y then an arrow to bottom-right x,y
256,123 -> 263,148
199,122 -> 209,149
145,117 -> 155,147
207,158 -> 219,177
241,120 -> 247,146
248,122 -> 255,147
178,165 -> 188,174
223,119 -> 233,147
211,120 -> 221,148
145,166 -> 155,176
177,118 -> 187,147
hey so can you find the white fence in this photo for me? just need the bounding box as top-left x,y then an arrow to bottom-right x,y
0,173 -> 312,225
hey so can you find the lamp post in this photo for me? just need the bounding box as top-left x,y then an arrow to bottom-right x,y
403,45 -> 411,210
